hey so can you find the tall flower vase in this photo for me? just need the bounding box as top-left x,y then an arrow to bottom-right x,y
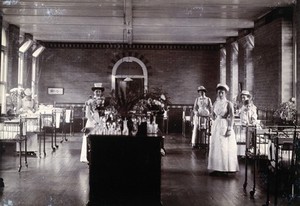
153,114 -> 156,125
122,118 -> 129,135
152,114 -> 158,133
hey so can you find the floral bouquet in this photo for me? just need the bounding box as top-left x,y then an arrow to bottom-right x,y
273,98 -> 297,126
107,86 -> 171,118
132,87 -> 171,115
6,87 -> 25,115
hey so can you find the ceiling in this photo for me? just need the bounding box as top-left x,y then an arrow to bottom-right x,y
0,0 -> 296,44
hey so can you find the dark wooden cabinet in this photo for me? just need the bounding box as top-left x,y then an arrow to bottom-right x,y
88,135 -> 162,206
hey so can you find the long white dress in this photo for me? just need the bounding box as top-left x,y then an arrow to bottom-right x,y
191,96 -> 212,146
208,99 -> 239,172
80,100 -> 100,163
17,97 -> 38,153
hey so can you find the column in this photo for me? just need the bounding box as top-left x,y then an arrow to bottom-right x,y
238,34 -> 254,94
226,38 -> 239,101
219,47 -> 226,84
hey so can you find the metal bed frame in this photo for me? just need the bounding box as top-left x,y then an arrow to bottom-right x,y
239,123 -> 300,205
0,118 -> 27,172
262,125 -> 300,206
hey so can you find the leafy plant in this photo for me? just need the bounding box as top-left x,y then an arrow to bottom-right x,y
108,89 -> 143,117
108,86 -> 171,117
273,98 -> 297,124
6,87 -> 25,115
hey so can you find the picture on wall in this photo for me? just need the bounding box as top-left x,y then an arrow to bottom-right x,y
48,87 -> 64,95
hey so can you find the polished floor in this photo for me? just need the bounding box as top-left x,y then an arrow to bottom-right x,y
0,132 -> 299,206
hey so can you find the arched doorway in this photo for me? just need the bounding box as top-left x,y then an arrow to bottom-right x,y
111,56 -> 148,100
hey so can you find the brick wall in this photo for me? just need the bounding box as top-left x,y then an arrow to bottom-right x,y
37,45 -> 220,105
253,17 -> 293,110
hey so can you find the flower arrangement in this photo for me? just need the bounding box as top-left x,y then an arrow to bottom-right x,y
108,86 -> 171,117
107,89 -> 142,117
6,87 -> 25,115
132,87 -> 171,115
273,98 -> 297,125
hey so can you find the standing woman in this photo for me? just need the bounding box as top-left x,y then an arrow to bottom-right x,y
191,86 -> 212,148
208,83 -> 239,175
80,83 -> 106,163
17,88 -> 39,155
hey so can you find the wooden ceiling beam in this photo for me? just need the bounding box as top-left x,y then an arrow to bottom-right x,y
124,0 -> 132,44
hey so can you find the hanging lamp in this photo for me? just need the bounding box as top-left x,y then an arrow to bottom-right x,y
124,76 -> 133,82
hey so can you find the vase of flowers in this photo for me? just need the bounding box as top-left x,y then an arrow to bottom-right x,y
273,97 -> 297,129
108,86 -> 170,117
6,87 -> 25,116
107,86 -> 171,134
133,87 -> 170,114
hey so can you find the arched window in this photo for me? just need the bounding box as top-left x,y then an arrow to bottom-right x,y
111,56 -> 148,98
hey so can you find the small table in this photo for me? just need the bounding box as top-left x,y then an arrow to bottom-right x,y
87,134 -> 162,206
